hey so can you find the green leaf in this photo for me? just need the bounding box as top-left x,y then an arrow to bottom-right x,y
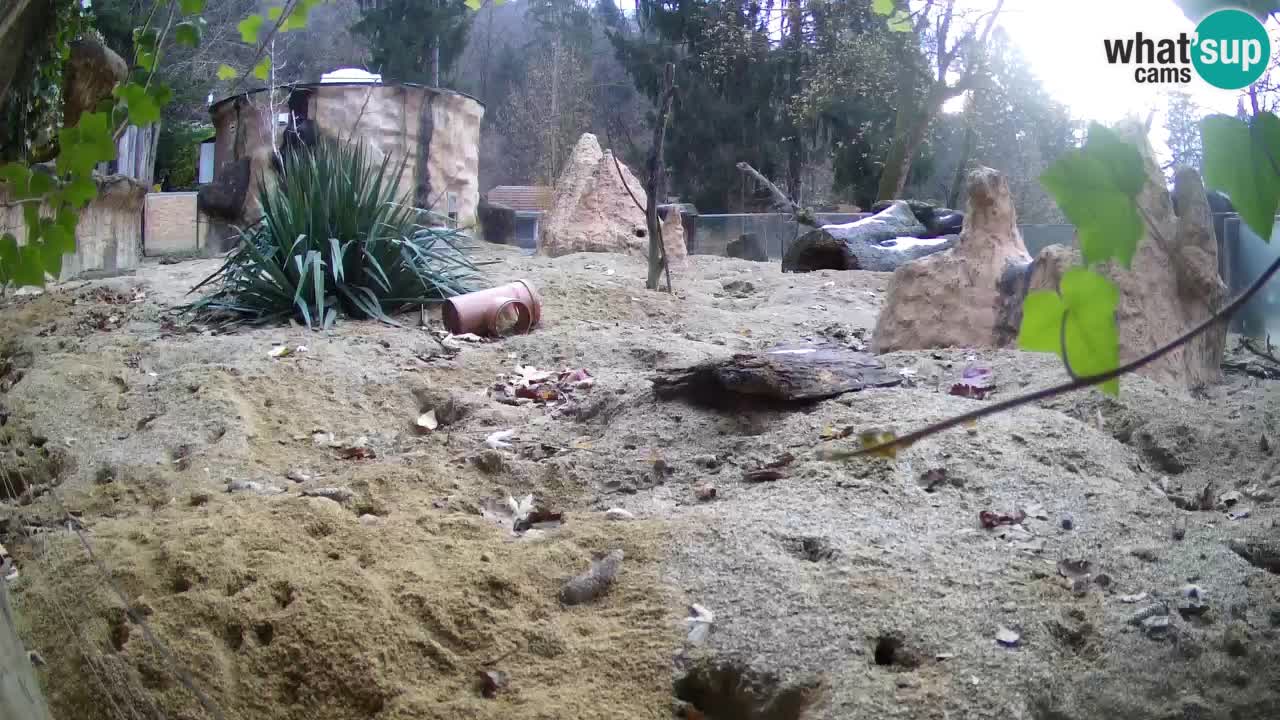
1040,123 -> 1145,268
180,0 -> 206,13
1202,112 -> 1280,241
282,8 -> 310,31
56,112 -> 118,177
175,20 -> 203,48
1017,290 -> 1067,353
268,6 -> 284,21
253,56 -> 272,81
55,206 -> 80,245
886,10 -> 914,32
27,172 -> 52,198
13,244 -> 47,287
1018,269 -> 1122,396
150,82 -> 174,109
0,163 -> 32,193
872,0 -> 896,15
1061,268 -> 1121,396
133,27 -> 159,52
465,0 -> 484,10
114,83 -> 161,126
0,233 -> 18,285
62,174 -> 97,207
238,14 -> 265,44
217,64 -> 239,81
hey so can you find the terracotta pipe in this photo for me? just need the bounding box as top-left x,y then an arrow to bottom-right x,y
442,280 -> 542,337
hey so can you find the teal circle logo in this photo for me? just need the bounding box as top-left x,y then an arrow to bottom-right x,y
1192,9 -> 1271,90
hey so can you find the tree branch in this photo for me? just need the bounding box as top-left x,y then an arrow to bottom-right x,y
842,251 -> 1280,460
735,161 -> 818,228
226,0 -> 302,97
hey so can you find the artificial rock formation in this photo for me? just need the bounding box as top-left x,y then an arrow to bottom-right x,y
1015,125 -> 1227,388
537,134 -> 687,262
64,38 -> 128,128
872,167 -> 1030,352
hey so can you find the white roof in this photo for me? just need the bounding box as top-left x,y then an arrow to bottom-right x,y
320,68 -> 382,84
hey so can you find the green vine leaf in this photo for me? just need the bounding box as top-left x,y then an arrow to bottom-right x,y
114,83 -> 161,127
253,56 -> 272,81
217,64 -> 239,81
175,20 -> 204,48
1018,268 -> 1121,396
238,14 -> 265,44
56,112 -> 117,177
13,244 -> 47,287
62,175 -> 97,207
465,0 -> 484,9
0,233 -> 18,286
179,0 -> 206,14
871,0 -> 895,15
0,163 -> 34,198
1201,112 -> 1280,242
1040,123 -> 1145,268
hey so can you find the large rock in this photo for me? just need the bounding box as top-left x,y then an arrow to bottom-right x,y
872,167 -> 1032,352
537,134 -> 688,262
782,201 -> 945,272
727,233 -> 768,262
1011,135 -> 1227,388
870,199 -> 964,238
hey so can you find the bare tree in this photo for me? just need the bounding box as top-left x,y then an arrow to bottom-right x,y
876,0 -> 1004,201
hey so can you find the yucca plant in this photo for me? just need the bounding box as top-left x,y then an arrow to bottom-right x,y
184,137 -> 485,329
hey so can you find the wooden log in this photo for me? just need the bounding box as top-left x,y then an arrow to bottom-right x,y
652,344 -> 901,405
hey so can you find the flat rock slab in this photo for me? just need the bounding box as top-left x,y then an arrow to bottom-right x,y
652,344 -> 902,404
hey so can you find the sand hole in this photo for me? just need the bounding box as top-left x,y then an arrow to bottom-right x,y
872,634 -> 920,669
254,621 -> 275,645
781,536 -> 839,563
674,660 -> 820,720
271,580 -> 297,609
225,622 -> 245,651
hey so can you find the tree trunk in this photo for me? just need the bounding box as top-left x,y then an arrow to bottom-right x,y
645,63 -> 676,291
876,107 -> 932,202
947,108 -> 978,209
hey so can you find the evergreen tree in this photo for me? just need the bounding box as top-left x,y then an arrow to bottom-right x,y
1163,90 -> 1204,177
353,0 -> 473,84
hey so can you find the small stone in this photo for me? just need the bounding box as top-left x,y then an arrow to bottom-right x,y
1217,490 -> 1243,509
695,484 -> 717,502
480,553 -> 493,563
692,454 -> 720,470
995,627 -> 1021,647
1128,546 -> 1160,562
286,468 -> 312,483
1000,601 -> 1017,612
358,514 -> 382,527
1142,614 -> 1171,638
1093,573 -> 1112,588
471,450 -> 506,474
1060,515 -> 1074,531
1128,604 -> 1167,626
1228,508 -> 1252,521
1223,622 -> 1250,657
301,487 -> 354,503
227,479 -> 284,495
1172,524 -> 1186,542
604,508 -> 635,521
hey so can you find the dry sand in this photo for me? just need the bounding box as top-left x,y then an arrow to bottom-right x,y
1,243 -> 1278,720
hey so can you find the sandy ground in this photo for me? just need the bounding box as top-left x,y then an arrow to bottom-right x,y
1,243 -> 1279,720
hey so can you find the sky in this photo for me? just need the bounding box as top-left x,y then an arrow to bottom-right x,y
991,0 -> 1246,122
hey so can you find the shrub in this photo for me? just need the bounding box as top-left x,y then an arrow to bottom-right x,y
185,138 -> 483,329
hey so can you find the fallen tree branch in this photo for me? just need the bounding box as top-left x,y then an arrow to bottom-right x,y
1241,335 -> 1280,366
735,161 -> 818,228
843,251 -> 1280,459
